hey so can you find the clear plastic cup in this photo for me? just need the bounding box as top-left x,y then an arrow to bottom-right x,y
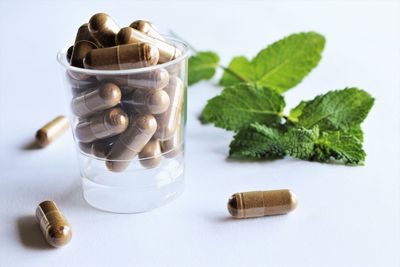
57,38 -> 188,213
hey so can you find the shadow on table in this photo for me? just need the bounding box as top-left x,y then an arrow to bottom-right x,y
17,215 -> 52,250
20,139 -> 41,150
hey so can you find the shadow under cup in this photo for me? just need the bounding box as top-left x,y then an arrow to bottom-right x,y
57,38 -> 188,213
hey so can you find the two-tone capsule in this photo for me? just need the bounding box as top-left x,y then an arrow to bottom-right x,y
84,43 -> 159,70
116,27 -> 180,64
106,114 -> 157,172
74,107 -> 128,143
36,200 -> 72,247
123,88 -> 170,115
88,13 -> 120,47
36,116 -> 69,147
71,82 -> 121,117
227,189 -> 297,219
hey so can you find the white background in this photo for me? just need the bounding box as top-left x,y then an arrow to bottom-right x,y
0,1 -> 399,267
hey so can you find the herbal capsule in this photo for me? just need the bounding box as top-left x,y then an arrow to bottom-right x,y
115,27 -> 180,64
97,68 -> 170,91
154,77 -> 184,140
139,139 -> 162,168
130,20 -> 166,41
36,116 -> 69,147
124,89 -> 170,115
70,23 -> 100,68
78,137 -> 115,157
78,141 -> 92,154
74,108 -> 128,143
160,117 -> 183,158
66,73 -> 99,96
88,13 -> 120,47
106,114 -> 157,172
36,200 -> 72,247
71,82 -> 121,117
84,43 -> 159,70
227,189 -> 298,219
66,45 -> 74,63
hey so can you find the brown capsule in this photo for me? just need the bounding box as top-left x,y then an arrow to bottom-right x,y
66,73 -> 99,96
160,115 -> 183,158
88,13 -> 120,47
97,68 -> 169,91
71,82 -> 121,117
78,141 -> 92,154
66,45 -> 74,63
74,108 -> 128,143
123,88 -> 170,115
36,200 -> 72,247
70,23 -> 100,69
84,43 -> 159,70
130,20 -> 165,41
154,77 -> 184,140
106,114 -> 157,172
36,116 -> 69,147
227,189 -> 298,219
77,136 -> 116,158
139,139 -> 162,168
115,27 -> 181,64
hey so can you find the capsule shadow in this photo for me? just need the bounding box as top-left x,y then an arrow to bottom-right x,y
17,215 -> 52,250
21,140 -> 41,150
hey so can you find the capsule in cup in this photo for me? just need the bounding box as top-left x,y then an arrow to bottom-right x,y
123,88 -> 170,115
139,139 -> 162,168
88,13 -> 120,47
130,20 -> 166,41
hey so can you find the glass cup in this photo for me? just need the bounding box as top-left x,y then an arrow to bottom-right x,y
57,38 -> 188,213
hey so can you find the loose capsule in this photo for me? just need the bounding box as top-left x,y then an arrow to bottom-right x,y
84,43 -> 159,70
74,108 -> 128,143
97,68 -> 169,91
227,189 -> 298,219
70,23 -> 100,69
116,27 -> 181,64
36,200 -> 72,247
139,139 -> 162,168
130,20 -> 166,41
123,89 -> 170,115
160,115 -> 183,158
71,82 -> 121,117
88,13 -> 120,47
154,77 -> 184,140
36,116 -> 69,147
106,114 -> 157,172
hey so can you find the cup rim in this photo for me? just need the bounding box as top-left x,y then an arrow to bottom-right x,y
57,36 -> 189,75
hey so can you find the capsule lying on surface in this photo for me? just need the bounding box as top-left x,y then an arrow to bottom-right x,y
130,20 -> 165,41
123,88 -> 170,115
84,43 -> 159,70
106,114 -> 157,172
227,189 -> 297,219
74,107 -> 128,143
71,82 -> 121,117
116,27 -> 180,64
88,13 -> 120,47
36,116 -> 69,148
36,200 -> 72,247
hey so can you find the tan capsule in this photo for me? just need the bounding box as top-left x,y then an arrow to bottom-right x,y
115,27 -> 181,64
139,139 -> 162,168
74,108 -> 128,143
70,23 -> 100,68
71,82 -> 121,117
66,45 -> 74,63
106,114 -> 157,172
97,68 -> 169,91
130,20 -> 166,41
227,189 -> 297,219
154,77 -> 184,140
124,89 -> 170,115
160,115 -> 183,158
36,116 -> 69,147
84,43 -> 159,70
36,200 -> 72,247
88,13 -> 120,47
78,136 -> 116,157
78,141 -> 92,154
66,73 -> 99,96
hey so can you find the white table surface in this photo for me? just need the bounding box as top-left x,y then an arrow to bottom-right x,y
0,1 -> 399,267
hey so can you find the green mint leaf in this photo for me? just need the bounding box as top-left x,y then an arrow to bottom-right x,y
200,84 -> 285,131
229,123 -> 285,159
220,32 -> 325,93
313,131 -> 366,165
188,51 -> 220,86
288,100 -> 309,122
281,126 -> 319,159
297,88 -> 375,131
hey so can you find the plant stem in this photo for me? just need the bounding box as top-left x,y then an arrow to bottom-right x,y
168,30 -> 250,83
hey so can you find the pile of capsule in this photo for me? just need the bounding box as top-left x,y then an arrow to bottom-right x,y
66,13 -> 184,172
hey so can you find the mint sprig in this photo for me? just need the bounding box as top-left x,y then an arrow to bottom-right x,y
185,31 -> 374,165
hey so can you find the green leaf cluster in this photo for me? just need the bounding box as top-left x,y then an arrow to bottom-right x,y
188,32 -> 374,165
